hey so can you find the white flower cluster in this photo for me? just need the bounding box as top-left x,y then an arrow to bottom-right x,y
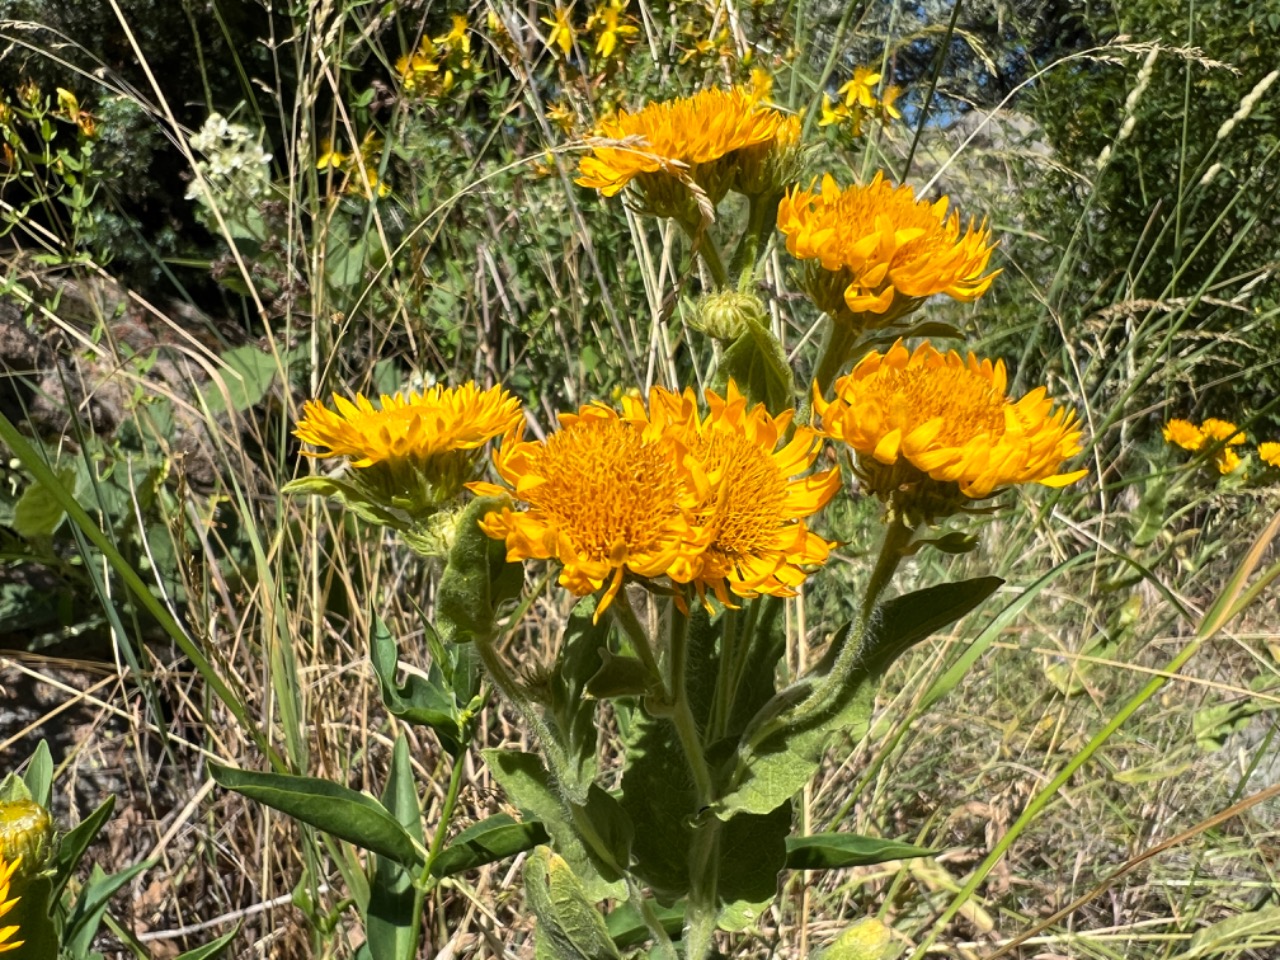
186,113 -> 274,220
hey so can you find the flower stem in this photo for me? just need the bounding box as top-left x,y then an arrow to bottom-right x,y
408,744 -> 467,958
611,588 -> 667,694
802,319 -> 861,424
679,216 -> 729,288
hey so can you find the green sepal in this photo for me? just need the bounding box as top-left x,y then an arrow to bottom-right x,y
209,762 -> 424,868
431,813 -> 550,878
438,495 -> 523,644
712,313 -> 795,414
525,847 -> 622,960
785,833 -> 936,871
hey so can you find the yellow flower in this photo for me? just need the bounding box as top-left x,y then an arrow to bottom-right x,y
815,340 -> 1087,501
1259,442 -> 1280,467
878,84 -> 903,121
296,382 -> 523,469
316,139 -> 348,170
1201,418 -> 1246,474
777,172 -> 999,319
749,67 -> 774,103
576,86 -> 796,205
472,399 -> 706,619
839,65 -> 882,109
435,14 -> 471,54
646,383 -> 840,605
397,36 -> 441,91
547,100 -> 576,133
590,0 -> 637,58
541,6 -> 577,56
819,94 -> 850,127
0,854 -> 22,955
1162,418 -> 1203,451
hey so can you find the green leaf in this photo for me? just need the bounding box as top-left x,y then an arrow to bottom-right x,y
366,735 -> 423,960
812,917 -> 901,960
431,813 -> 551,878
585,650 -> 654,699
370,616 -> 466,752
482,749 -> 625,901
174,925 -> 241,960
21,739 -> 52,808
7,874 -> 56,960
525,847 -> 621,960
785,833 -> 936,871
209,762 -> 424,868
548,600 -> 611,790
53,796 -> 115,902
13,465 -> 76,538
438,496 -> 523,644
204,345 -> 279,413
65,861 -> 154,955
605,901 -> 684,950
713,314 -> 795,414
715,578 -> 1002,820
717,801 -> 792,931
1173,904 -> 1280,959
1193,698 -> 1269,752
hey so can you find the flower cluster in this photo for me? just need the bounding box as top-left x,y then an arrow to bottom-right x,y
820,65 -> 903,136
1163,417 -> 1279,475
778,173 -> 998,324
471,383 -> 839,616
815,340 -> 1086,511
186,113 -> 274,218
576,86 -> 799,215
396,15 -> 473,97
316,132 -> 392,199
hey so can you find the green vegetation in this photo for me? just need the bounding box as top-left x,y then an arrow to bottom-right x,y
1,1 -> 1278,958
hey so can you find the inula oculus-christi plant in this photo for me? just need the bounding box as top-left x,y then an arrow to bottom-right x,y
225,84 -> 1089,960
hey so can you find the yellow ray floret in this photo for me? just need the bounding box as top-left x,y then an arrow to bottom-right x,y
294,381 -> 523,469
815,340 -> 1087,499
1162,418 -> 1203,451
1260,442 -> 1280,468
777,172 -> 998,315
576,86 -> 797,197
0,854 -> 22,955
642,383 -> 841,605
471,400 -> 707,619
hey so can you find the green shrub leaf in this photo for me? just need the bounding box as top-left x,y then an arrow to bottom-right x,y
525,847 -> 621,960
785,833 -> 936,871
431,813 -> 550,878
13,465 -> 76,539
370,616 -> 466,752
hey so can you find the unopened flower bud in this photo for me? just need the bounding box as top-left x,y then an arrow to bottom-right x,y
0,799 -> 55,876
692,290 -> 767,341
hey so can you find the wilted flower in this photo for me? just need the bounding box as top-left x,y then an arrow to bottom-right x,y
778,172 -> 998,325
816,340 -> 1086,512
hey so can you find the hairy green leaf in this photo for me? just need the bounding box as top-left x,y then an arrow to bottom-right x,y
438,496 -> 523,643
713,313 -> 795,414
525,847 -> 621,960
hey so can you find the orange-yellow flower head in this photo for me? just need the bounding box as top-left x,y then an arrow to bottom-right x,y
0,853 -> 22,955
778,173 -> 999,325
1162,418 -> 1203,451
472,400 -> 706,618
815,340 -> 1086,505
292,381 -> 524,530
576,87 -> 800,214
1259,442 -> 1280,468
296,381 -> 523,469
643,383 -> 840,606
1164,418 -> 1246,474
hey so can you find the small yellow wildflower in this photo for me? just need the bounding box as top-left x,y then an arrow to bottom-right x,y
589,0 -> 638,58
1201,418 -> 1246,474
816,340 -> 1087,502
435,14 -> 471,54
645,383 -> 840,606
316,139 -> 348,170
0,853 -> 22,955
542,6 -> 577,56
749,67 -> 774,103
397,36 -> 441,92
547,100 -> 576,133
1259,442 -> 1280,467
819,94 -> 850,127
878,84 -> 904,121
839,65 -> 882,109
777,172 -> 999,319
472,398 -> 707,619
576,86 -> 796,206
